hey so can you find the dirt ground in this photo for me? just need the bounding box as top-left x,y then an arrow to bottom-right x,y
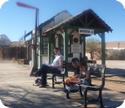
98,60 -> 125,93
0,60 -> 125,108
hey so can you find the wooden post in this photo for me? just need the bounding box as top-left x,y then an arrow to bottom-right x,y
99,33 -> 106,65
62,30 -> 68,76
39,28 -> 42,66
48,33 -> 51,64
80,35 -> 86,58
37,35 -> 41,68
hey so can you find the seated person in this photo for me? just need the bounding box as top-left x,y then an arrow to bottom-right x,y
65,58 -> 91,86
36,47 -> 63,87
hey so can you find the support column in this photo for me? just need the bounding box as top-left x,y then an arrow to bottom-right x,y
37,36 -> 40,68
26,42 -> 29,61
34,8 -> 39,70
30,32 -> 36,75
81,35 -> 86,58
48,33 -> 51,64
99,33 -> 106,65
31,32 -> 35,67
62,30 -> 69,76
39,29 -> 43,66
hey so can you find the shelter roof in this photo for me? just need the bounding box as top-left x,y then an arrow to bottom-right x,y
24,10 -> 72,39
24,9 -> 112,39
44,9 -> 112,34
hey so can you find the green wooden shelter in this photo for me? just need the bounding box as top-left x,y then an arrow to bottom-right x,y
25,9 -> 112,73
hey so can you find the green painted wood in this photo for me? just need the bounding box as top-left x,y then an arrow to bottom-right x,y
100,33 -> 106,65
62,30 -> 69,76
39,29 -> 43,65
48,33 -> 51,64
60,25 -> 106,35
83,36 -> 86,58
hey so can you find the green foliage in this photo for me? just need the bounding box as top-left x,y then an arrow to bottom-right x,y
86,37 -> 101,60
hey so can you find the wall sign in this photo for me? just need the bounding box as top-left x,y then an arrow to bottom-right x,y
71,44 -> 81,53
79,28 -> 94,35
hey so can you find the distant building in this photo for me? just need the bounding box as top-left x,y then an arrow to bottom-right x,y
106,41 -> 125,50
0,40 -> 26,61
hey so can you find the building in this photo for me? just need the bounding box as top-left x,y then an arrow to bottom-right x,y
24,9 -> 112,74
106,41 -> 125,50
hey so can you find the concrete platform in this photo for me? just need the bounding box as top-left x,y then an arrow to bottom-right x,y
0,60 -> 125,108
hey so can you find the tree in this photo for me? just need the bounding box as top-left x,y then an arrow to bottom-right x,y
86,37 -> 101,60
0,34 -> 11,46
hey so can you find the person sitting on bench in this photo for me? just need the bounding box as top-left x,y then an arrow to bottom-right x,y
65,58 -> 91,86
36,47 -> 63,87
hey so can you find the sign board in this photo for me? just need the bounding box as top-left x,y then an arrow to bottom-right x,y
71,44 -> 81,53
79,28 -> 94,35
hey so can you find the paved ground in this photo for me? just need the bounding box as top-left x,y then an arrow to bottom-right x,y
0,60 -> 125,108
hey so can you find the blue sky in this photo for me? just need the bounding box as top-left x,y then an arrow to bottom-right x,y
0,0 -> 125,42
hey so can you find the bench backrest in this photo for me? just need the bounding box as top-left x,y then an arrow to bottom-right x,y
88,64 -> 106,88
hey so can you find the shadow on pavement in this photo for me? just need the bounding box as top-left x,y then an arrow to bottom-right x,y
106,68 -> 125,77
102,91 -> 123,108
0,85 -> 123,108
0,85 -> 82,108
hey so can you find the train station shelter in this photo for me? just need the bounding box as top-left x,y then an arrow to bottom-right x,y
24,9 -> 112,72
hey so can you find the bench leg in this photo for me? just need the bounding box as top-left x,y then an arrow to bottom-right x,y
84,89 -> 87,108
66,91 -> 70,99
79,86 -> 83,97
52,75 -> 55,88
63,76 -> 65,88
99,90 -> 104,108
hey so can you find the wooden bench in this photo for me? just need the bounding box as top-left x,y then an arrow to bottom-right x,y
80,65 -> 106,108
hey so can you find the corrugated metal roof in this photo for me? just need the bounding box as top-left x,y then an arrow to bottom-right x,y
24,10 -> 72,39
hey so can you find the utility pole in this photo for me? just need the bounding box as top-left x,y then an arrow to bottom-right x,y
16,2 -> 39,72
